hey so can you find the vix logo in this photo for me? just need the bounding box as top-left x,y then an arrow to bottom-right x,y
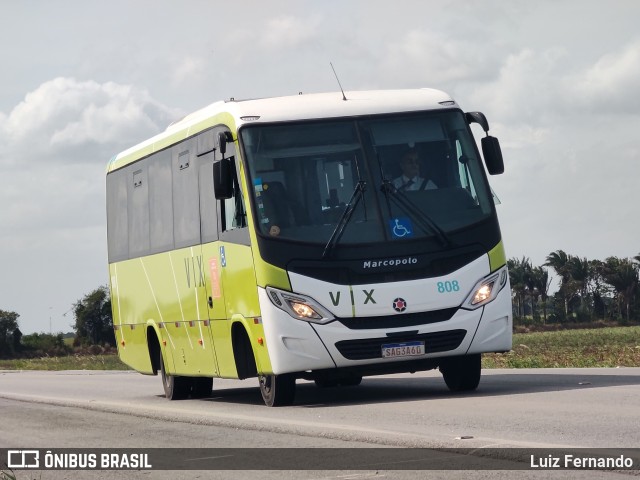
328,289 -> 376,307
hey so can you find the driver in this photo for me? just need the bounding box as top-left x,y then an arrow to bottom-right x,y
393,148 -> 437,191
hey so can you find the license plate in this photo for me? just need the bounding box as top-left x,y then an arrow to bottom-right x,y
381,341 -> 425,358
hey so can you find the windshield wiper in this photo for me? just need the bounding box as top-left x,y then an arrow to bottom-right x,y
380,180 -> 453,248
322,180 -> 367,259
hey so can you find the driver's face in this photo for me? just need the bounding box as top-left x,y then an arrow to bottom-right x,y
401,154 -> 420,178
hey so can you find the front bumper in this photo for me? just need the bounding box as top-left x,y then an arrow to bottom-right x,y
258,283 -> 512,375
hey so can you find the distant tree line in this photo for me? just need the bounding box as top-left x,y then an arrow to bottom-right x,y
0,286 -> 115,359
509,250 -> 640,324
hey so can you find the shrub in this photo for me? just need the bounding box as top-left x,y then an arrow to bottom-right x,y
21,333 -> 72,357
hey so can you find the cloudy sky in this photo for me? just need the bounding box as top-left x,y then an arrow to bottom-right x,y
1,0 -> 638,334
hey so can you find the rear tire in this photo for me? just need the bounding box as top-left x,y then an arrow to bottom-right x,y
159,350 -> 191,400
440,354 -> 481,392
259,374 -> 296,407
191,377 -> 213,398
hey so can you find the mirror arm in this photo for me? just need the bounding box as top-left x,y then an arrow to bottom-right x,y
217,131 -> 234,158
465,111 -> 490,134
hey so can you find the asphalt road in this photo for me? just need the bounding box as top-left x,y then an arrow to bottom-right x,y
1,368 -> 639,479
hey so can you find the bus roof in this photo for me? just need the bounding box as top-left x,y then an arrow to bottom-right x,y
107,88 -> 457,172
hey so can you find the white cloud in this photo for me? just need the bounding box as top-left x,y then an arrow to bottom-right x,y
0,77 -> 181,252
380,30 -> 496,87
470,40 -> 640,126
262,15 -> 322,49
492,123 -> 551,151
171,56 -> 207,87
0,78 -> 181,165
571,39 -> 640,114
470,48 -> 570,124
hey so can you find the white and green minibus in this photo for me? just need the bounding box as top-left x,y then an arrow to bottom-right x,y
106,89 -> 511,406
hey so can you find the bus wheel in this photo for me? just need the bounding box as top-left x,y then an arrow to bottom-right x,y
159,350 -> 191,400
440,354 -> 481,392
259,374 -> 296,407
339,375 -> 362,387
191,377 -> 213,398
314,378 -> 338,388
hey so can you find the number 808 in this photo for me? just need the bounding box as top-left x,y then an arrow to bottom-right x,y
437,281 -> 460,293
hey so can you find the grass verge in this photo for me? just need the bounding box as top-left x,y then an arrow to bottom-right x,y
483,326 -> 640,368
0,354 -> 129,371
1,327 -> 639,371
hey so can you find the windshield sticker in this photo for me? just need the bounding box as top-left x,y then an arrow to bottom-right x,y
254,177 -> 263,192
390,217 -> 414,239
269,225 -> 281,237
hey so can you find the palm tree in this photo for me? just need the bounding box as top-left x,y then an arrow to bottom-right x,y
602,257 -> 639,322
507,258 -> 527,318
545,250 -> 572,318
568,256 -> 592,317
531,266 -> 551,323
589,259 -> 610,320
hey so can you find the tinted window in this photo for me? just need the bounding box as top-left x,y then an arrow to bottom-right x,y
106,168 -> 129,262
128,165 -> 150,257
198,131 -> 219,243
221,141 -> 247,232
148,149 -> 174,253
172,140 -> 201,248
241,112 -> 494,246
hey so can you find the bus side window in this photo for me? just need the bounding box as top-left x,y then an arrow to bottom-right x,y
223,187 -> 247,230
106,168 -> 129,262
128,166 -> 150,258
172,140 -> 201,248
221,146 -> 247,232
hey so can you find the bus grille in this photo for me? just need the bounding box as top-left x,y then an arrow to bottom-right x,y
334,329 -> 467,360
336,307 -> 457,330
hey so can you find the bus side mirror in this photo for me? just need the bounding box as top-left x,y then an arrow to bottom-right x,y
482,136 -> 504,175
466,111 -> 505,176
213,158 -> 234,199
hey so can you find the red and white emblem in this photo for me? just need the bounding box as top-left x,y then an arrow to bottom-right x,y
392,297 -> 407,312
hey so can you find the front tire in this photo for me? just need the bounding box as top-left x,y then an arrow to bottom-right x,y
259,374 -> 296,407
440,354 -> 481,392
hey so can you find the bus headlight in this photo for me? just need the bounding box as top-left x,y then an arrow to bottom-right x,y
462,266 -> 508,310
289,301 -> 321,319
266,287 -> 334,324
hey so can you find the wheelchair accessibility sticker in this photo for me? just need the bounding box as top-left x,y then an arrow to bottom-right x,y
389,217 -> 414,239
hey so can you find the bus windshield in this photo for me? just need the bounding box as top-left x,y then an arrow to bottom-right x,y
241,110 -> 493,247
